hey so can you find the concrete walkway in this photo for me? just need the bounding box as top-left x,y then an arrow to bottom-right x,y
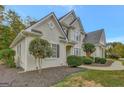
79,61 -> 124,70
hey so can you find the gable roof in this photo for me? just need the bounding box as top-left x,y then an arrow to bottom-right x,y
10,12 -> 68,48
59,10 -> 76,22
59,10 -> 85,36
83,29 -> 104,45
25,12 -> 67,39
70,17 -> 85,34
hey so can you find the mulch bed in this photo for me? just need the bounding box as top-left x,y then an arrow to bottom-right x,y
90,60 -> 113,67
0,64 -> 83,87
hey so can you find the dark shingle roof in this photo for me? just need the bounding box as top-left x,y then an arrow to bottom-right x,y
84,29 -> 104,44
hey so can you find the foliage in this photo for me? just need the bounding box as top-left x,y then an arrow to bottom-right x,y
95,57 -> 106,64
67,55 -> 83,67
0,6 -> 26,50
0,5 -> 4,13
0,25 -> 16,49
29,38 -> 52,59
0,48 -> 15,67
82,57 -> 93,64
108,54 -> 120,59
0,6 -> 39,51
106,42 -> 124,58
0,5 -> 4,24
24,16 -> 37,27
83,43 -> 96,57
4,9 -> 25,35
29,37 -> 52,70
54,70 -> 124,87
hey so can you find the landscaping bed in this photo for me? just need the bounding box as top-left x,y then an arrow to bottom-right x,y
67,55 -> 112,67
89,60 -> 113,67
0,64 -> 83,87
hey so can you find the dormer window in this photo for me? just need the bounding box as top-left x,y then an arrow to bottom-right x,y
48,21 -> 55,30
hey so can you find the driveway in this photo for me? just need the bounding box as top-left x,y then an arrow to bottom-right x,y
0,64 -> 82,87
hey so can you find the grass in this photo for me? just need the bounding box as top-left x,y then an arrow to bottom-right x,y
54,70 -> 124,87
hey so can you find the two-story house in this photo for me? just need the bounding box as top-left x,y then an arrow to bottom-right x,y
10,10 -> 106,71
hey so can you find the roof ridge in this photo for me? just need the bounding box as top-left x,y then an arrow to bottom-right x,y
59,10 -> 76,21
84,29 -> 105,44
25,12 -> 54,30
86,29 -> 104,34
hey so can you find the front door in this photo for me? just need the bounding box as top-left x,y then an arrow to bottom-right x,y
66,46 -> 72,57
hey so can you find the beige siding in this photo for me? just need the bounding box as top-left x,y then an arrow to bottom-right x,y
100,32 -> 106,46
92,45 -> 105,58
69,20 -> 85,56
13,38 -> 26,70
60,13 -> 75,25
25,17 -> 67,71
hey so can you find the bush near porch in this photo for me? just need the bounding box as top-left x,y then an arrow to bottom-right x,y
67,55 -> 83,67
67,56 -> 107,67
95,57 -> 107,64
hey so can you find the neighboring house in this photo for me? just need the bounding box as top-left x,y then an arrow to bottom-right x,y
10,10 -> 106,71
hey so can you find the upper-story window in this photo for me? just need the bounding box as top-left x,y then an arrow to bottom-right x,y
48,21 -> 55,30
74,31 -> 80,41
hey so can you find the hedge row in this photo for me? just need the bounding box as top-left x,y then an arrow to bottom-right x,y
67,55 -> 106,67
67,56 -> 93,67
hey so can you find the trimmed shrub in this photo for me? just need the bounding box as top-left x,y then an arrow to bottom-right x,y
67,55 -> 83,67
95,57 -> 106,64
100,58 -> 106,64
95,57 -> 101,63
89,56 -> 94,60
82,57 -> 93,64
0,48 -> 15,67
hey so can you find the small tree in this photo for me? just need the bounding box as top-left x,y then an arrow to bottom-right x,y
29,37 -> 52,72
83,43 -> 96,57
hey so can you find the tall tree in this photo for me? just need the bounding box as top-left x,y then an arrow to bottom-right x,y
106,42 -> 124,58
0,5 -> 4,24
5,9 -> 25,35
0,25 -> 16,49
24,16 -> 37,27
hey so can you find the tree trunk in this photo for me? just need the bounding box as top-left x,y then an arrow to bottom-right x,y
38,58 -> 41,74
39,58 -> 42,74
86,52 -> 91,57
35,58 -> 39,73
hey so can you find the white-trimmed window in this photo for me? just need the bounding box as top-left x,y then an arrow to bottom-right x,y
74,31 -> 80,41
48,21 -> 55,30
51,44 -> 59,58
74,48 -> 81,56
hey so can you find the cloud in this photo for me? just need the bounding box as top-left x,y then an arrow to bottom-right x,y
107,36 -> 124,43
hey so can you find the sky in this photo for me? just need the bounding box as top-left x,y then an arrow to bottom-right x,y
6,5 -> 124,43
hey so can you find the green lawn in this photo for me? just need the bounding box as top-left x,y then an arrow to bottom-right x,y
54,70 -> 124,87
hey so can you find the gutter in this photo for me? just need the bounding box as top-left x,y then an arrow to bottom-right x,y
10,31 -> 42,48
